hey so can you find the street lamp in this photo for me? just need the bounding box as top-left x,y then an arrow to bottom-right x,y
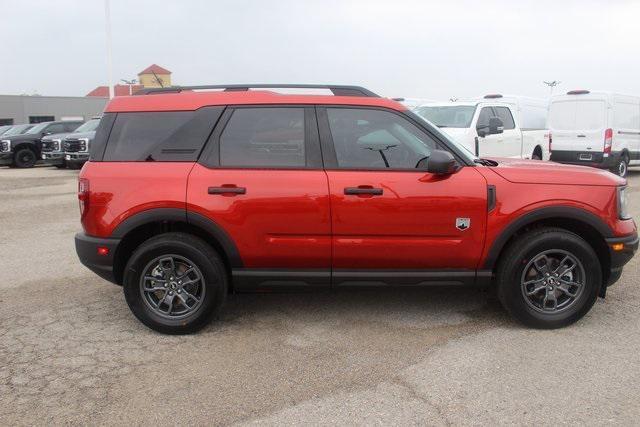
543,81 -> 561,95
121,79 -> 138,96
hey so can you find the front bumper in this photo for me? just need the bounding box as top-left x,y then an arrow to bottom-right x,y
41,152 -> 65,166
65,153 -> 89,166
0,152 -> 13,166
604,232 -> 638,287
75,232 -> 121,285
550,150 -> 618,169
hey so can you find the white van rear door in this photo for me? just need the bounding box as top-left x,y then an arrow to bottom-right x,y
549,100 -> 606,156
614,98 -> 640,164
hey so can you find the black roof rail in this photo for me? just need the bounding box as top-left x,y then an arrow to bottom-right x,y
134,84 -> 379,97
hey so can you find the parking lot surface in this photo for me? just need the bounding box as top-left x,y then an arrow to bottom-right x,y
1,166 -> 639,426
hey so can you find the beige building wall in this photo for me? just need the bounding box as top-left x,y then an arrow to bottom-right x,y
138,73 -> 172,88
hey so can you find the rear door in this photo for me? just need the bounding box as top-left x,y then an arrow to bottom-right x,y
318,106 -> 487,286
549,98 -> 607,156
493,106 -> 522,158
187,106 -> 331,289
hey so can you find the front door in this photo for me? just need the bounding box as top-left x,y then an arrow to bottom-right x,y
477,106 -> 521,158
187,106 -> 331,289
317,106 -> 488,286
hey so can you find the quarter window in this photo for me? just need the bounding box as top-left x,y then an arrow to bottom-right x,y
326,108 -> 437,169
219,108 -> 306,167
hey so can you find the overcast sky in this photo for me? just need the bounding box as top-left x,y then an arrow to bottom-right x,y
1,0 -> 638,100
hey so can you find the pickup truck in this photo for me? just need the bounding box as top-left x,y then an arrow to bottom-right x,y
414,100 -> 549,160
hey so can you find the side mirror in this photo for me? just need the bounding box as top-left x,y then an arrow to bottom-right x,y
488,117 -> 504,135
425,150 -> 457,175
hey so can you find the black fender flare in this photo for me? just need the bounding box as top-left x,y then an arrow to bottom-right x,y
483,205 -> 613,269
111,208 -> 243,268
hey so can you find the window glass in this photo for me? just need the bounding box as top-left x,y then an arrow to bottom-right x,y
414,106 -> 476,128
47,123 -> 67,134
220,108 -> 305,167
615,102 -> 640,129
74,119 -> 100,133
327,108 -> 437,169
63,122 -> 82,133
494,107 -> 516,130
104,110 -> 219,161
476,107 -> 494,129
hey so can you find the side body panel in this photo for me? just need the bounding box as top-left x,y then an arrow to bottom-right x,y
79,162 -> 193,237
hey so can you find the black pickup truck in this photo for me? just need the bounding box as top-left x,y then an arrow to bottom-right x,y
0,120 -> 83,168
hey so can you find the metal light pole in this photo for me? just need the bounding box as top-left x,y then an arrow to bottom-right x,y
543,81 -> 561,95
104,0 -> 114,99
121,79 -> 138,96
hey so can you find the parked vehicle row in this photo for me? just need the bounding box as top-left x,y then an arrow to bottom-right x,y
74,84 -> 636,334
0,119 -> 96,169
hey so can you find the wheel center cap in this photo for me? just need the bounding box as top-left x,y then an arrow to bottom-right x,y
170,283 -> 177,289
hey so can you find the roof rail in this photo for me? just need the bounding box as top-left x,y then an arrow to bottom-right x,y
134,84 -> 379,97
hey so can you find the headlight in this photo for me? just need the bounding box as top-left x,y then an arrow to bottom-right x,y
618,186 -> 631,220
79,138 -> 89,152
0,139 -> 10,152
52,138 -> 61,151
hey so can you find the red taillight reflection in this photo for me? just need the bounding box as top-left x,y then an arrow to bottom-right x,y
604,128 -> 613,154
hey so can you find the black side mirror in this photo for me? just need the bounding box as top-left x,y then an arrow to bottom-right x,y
488,117 -> 504,134
425,150 -> 457,175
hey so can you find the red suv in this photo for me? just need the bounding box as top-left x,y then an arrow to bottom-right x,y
75,84 -> 637,334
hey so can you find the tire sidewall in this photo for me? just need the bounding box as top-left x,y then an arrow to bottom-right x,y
14,148 -> 36,168
499,231 -> 601,328
616,156 -> 629,178
123,235 -> 227,334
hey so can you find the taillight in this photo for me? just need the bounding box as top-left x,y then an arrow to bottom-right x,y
604,128 -> 613,155
78,178 -> 90,217
548,131 -> 552,152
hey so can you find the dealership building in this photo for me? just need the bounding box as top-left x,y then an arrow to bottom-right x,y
0,64 -> 172,126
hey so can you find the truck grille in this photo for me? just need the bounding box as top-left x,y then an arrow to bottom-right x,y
63,139 -> 86,153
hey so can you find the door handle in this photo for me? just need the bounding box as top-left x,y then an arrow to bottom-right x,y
208,185 -> 246,195
344,186 -> 383,196
577,134 -> 586,138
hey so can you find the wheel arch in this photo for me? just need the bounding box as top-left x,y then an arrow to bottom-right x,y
484,206 -> 613,285
111,208 -> 242,285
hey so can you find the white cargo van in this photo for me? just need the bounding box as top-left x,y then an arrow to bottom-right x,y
549,90 -> 640,177
414,95 -> 549,160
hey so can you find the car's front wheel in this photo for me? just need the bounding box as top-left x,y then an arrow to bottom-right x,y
497,227 -> 601,329
123,232 -> 228,334
14,148 -> 37,168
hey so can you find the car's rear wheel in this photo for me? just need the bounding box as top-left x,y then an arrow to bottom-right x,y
497,227 -> 601,329
14,148 -> 37,168
612,154 -> 629,178
123,232 -> 227,334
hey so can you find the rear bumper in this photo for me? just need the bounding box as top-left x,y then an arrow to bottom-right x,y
0,152 -> 13,166
550,150 -> 618,169
75,232 -> 121,285
605,232 -> 638,287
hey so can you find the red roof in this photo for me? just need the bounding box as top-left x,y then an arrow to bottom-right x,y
138,64 -> 171,75
86,84 -> 144,97
105,90 -> 407,113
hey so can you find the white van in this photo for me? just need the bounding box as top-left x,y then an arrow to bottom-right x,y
414,95 -> 549,160
548,90 -> 640,177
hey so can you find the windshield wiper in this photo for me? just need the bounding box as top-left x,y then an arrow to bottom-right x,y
474,158 -> 498,167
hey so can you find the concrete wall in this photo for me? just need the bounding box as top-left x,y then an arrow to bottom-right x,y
0,95 -> 108,124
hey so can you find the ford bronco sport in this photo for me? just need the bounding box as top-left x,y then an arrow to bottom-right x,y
75,84 -> 637,334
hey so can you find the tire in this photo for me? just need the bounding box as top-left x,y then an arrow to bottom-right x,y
123,232 -> 228,334
612,154 -> 629,178
14,148 -> 37,168
496,227 -> 601,329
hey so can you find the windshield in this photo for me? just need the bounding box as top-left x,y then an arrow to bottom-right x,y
3,124 -> 33,136
414,106 -> 476,128
73,119 -> 100,133
407,111 -> 477,162
26,122 -> 49,134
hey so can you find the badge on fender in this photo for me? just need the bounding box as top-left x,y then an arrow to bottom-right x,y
456,218 -> 471,231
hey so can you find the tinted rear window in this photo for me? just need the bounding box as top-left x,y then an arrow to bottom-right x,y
101,108 -> 223,162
